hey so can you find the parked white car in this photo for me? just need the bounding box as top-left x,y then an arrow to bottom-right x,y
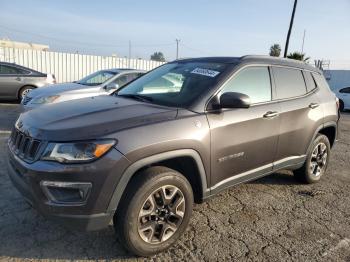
21,69 -> 145,111
333,87 -> 350,111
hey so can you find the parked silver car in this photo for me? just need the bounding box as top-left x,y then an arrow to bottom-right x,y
22,68 -> 145,110
0,62 -> 56,100
332,86 -> 350,111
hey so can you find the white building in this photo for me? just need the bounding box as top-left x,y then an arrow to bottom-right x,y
324,70 -> 350,91
0,38 -> 49,51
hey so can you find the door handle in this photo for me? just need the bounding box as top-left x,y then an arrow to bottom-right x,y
309,103 -> 319,109
263,111 -> 279,118
15,77 -> 22,81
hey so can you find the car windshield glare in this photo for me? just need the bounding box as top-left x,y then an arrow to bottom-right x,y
117,62 -> 229,107
77,70 -> 117,86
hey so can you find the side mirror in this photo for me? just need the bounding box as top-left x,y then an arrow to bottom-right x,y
219,92 -> 251,109
105,83 -> 119,90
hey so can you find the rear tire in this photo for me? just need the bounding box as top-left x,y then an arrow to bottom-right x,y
115,166 -> 194,257
294,134 -> 331,184
19,86 -> 34,101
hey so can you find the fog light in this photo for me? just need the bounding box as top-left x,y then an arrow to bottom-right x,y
40,181 -> 92,206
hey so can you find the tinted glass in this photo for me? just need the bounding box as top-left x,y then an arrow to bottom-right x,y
0,65 -> 28,75
339,87 -> 350,93
303,71 -> 317,92
118,62 -> 229,107
220,66 -> 271,103
274,67 -> 307,99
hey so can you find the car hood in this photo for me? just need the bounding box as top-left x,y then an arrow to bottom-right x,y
17,95 -> 178,141
28,82 -> 97,98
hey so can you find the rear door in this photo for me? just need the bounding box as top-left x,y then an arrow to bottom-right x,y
207,66 -> 281,191
0,64 -> 28,99
271,67 -> 323,168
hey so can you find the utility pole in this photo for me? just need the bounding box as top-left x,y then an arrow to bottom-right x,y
175,39 -> 180,59
301,29 -> 306,53
128,40 -> 131,67
284,0 -> 298,58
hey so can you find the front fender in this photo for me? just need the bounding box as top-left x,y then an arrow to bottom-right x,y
106,149 -> 209,213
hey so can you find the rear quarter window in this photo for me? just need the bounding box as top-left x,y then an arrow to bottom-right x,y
312,73 -> 331,92
303,71 -> 318,92
273,67 -> 307,99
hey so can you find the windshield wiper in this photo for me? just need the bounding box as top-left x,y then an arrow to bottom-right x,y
117,94 -> 153,103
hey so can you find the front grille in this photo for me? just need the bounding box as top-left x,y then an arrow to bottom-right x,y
9,129 -> 42,162
21,96 -> 32,105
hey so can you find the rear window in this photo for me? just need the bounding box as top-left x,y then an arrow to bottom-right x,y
273,67 -> 307,99
303,71 -> 317,92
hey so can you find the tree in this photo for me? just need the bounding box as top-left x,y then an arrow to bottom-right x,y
150,52 -> 165,62
287,51 -> 310,62
269,44 -> 281,57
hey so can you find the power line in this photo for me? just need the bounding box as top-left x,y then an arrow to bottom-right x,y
0,25 -> 175,48
180,42 -> 215,56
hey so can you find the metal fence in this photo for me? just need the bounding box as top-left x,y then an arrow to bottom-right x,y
0,47 -> 165,83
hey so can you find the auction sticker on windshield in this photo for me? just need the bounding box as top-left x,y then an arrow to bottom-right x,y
191,68 -> 220,78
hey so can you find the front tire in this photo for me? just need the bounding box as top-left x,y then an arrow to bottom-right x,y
115,166 -> 194,257
294,134 -> 331,183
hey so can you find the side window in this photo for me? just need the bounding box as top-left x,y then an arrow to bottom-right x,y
312,73 -> 331,91
273,67 -> 307,99
0,65 -> 28,75
220,66 -> 272,104
339,87 -> 350,94
303,71 -> 317,92
113,73 -> 139,87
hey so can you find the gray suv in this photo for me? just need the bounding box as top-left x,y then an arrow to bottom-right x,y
0,62 -> 55,100
7,56 -> 339,256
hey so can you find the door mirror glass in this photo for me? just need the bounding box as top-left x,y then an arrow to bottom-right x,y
219,92 -> 251,109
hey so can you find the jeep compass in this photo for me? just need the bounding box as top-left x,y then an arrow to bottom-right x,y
7,56 -> 338,256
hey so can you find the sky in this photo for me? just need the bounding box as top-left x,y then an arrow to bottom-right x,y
0,0 -> 349,67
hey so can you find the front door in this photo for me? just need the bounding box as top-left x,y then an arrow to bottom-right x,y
207,66 -> 281,192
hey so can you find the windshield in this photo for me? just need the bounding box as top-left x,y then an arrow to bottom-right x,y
117,62 -> 228,107
76,70 -> 117,86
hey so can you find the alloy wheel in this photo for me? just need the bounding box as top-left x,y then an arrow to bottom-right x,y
21,88 -> 32,98
137,185 -> 185,244
310,142 -> 328,177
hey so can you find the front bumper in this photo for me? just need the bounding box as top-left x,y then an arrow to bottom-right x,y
7,146 -> 130,231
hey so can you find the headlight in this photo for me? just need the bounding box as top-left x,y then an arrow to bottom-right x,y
31,95 -> 60,104
41,140 -> 116,163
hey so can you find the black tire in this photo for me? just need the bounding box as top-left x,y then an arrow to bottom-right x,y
19,86 -> 34,100
294,134 -> 331,184
115,166 -> 194,257
339,99 -> 345,112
